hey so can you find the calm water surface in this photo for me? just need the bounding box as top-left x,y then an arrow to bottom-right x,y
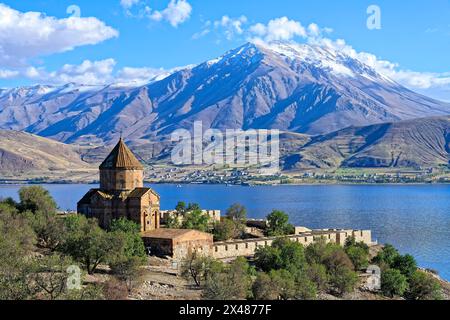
1,184 -> 449,280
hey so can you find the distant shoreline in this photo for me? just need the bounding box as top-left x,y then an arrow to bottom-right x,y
0,180 -> 449,187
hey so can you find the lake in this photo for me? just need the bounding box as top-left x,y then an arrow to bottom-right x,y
1,183 -> 449,281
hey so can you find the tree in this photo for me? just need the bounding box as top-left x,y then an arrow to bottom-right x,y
187,203 -> 201,212
305,238 -> 329,265
110,218 -> 146,259
307,263 -> 329,292
345,245 -> 369,270
181,253 -> 224,287
266,210 -> 294,236
254,238 -> 306,273
26,211 -> 66,251
268,269 -> 297,300
29,254 -> 73,300
109,256 -> 144,293
182,208 -> 210,232
203,258 -> 252,300
392,254 -> 417,279
323,247 -> 354,272
213,218 -> 245,241
373,244 -> 400,268
18,186 -> 57,214
0,203 -> 36,300
252,272 -> 279,300
61,215 -> 122,274
175,201 -> 187,214
406,270 -> 442,300
381,269 -> 408,298
328,265 -> 358,296
226,204 -> 247,223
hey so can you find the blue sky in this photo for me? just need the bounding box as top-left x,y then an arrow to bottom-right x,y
0,0 -> 449,100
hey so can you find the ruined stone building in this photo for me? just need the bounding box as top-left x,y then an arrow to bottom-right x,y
77,138 -> 160,232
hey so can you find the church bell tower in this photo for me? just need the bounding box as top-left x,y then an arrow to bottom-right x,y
99,138 -> 144,193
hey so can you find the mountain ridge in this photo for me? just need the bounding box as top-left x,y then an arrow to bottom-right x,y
0,41 -> 449,146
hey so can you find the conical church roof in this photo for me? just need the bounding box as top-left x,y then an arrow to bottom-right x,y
99,138 -> 144,170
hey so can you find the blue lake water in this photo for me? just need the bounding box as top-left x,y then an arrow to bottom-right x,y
1,183 -> 449,280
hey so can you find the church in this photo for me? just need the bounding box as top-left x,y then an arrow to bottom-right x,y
77,138 -> 160,232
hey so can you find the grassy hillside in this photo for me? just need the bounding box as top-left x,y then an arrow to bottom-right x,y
282,116 -> 450,170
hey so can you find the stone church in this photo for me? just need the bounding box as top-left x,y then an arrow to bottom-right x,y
77,138 -> 160,232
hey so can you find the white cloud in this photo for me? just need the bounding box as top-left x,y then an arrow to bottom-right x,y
120,0 -> 140,9
148,0 -> 192,27
249,17 -> 306,42
0,4 -> 118,67
0,69 -> 19,79
214,15 -> 248,40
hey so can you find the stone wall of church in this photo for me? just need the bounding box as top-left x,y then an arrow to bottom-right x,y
100,168 -> 144,191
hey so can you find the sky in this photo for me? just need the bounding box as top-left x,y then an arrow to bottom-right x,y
0,0 -> 449,100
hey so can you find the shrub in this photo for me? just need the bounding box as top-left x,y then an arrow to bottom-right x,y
381,269 -> 408,298
406,270 -> 442,300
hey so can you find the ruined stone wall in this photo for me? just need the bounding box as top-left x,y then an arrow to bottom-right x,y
213,235 -> 316,260
212,230 -> 373,260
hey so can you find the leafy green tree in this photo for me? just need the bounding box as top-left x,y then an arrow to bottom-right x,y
392,254 -> 417,279
181,253 -> 224,287
293,272 -> 318,300
110,218 -> 146,259
175,201 -> 187,214
268,269 -> 298,300
61,215 -> 122,274
29,253 -> 73,300
26,211 -> 66,251
165,214 -> 181,229
203,257 -> 252,300
266,210 -> 294,236
305,238 -> 330,265
0,202 -> 37,300
108,218 -> 147,293
187,203 -> 201,212
307,263 -> 329,292
381,269 -> 408,298
213,219 -> 240,241
373,244 -> 400,268
252,272 -> 279,300
254,238 -> 306,273
18,186 -> 57,214
328,265 -> 358,296
345,245 -> 369,270
182,208 -> 210,232
226,204 -> 247,223
406,270 -> 442,300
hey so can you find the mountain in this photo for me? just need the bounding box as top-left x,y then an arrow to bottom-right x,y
0,42 -> 449,146
282,116 -> 450,170
0,130 -> 95,180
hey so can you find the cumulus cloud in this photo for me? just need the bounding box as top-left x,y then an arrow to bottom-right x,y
214,15 -> 248,40
249,17 -> 306,42
120,0 -> 140,9
148,0 -> 192,27
0,4 -> 118,67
